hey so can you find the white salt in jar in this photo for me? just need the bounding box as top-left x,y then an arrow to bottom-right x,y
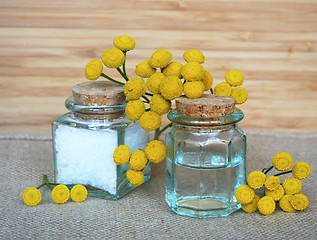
52,81 -> 150,200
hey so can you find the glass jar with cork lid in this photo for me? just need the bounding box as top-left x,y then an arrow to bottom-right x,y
165,94 -> 246,218
52,81 -> 150,200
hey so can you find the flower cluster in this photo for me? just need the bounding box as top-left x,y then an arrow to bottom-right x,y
235,152 -> 311,215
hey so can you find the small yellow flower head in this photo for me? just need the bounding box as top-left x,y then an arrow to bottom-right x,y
113,145 -> 131,165
124,77 -> 147,100
257,196 -> 276,215
113,35 -> 135,51
265,184 -> 284,201
225,70 -> 244,87
135,60 -> 156,78
184,81 -> 205,99
291,193 -> 309,211
126,169 -> 144,187
282,177 -> 302,195
235,185 -> 255,204
292,162 -> 311,180
181,62 -> 205,82
150,94 -> 171,115
85,60 -> 103,81
183,49 -> 205,64
139,111 -> 161,131
230,87 -> 248,104
279,195 -> 296,213
242,194 -> 260,213
129,150 -> 148,170
22,187 -> 41,206
214,82 -> 233,97
70,185 -> 87,202
264,175 -> 280,191
51,184 -> 70,204
101,48 -> 125,69
272,152 -> 293,171
125,99 -> 146,121
247,171 -> 266,189
149,49 -> 173,68
147,73 -> 165,94
202,71 -> 213,91
145,140 -> 166,164
159,76 -> 183,100
162,61 -> 183,78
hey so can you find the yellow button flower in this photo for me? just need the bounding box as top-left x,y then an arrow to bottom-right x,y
70,185 -> 87,202
230,87 -> 248,104
113,145 -> 131,165
149,49 -> 172,68
235,185 -> 255,204
147,73 -> 165,94
22,187 -> 41,206
225,70 -> 244,87
85,59 -> 103,81
129,150 -> 148,170
126,169 -> 144,187
257,196 -> 276,215
265,184 -> 284,201
183,81 -> 205,99
159,76 -> 183,100
181,62 -> 205,82
139,111 -> 161,131
202,71 -> 213,91
279,195 -> 296,213
135,60 -> 156,78
101,48 -> 125,69
282,177 -> 302,195
291,193 -> 309,211
150,94 -> 171,115
247,171 -> 266,189
292,162 -> 311,180
113,35 -> 135,51
264,175 -> 280,191
124,77 -> 147,100
162,61 -> 183,78
214,82 -> 233,97
272,152 -> 293,171
183,49 -> 205,64
242,194 -> 260,213
145,140 -> 166,164
51,184 -> 70,204
125,99 -> 146,121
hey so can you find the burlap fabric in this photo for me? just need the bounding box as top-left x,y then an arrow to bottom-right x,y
0,131 -> 316,239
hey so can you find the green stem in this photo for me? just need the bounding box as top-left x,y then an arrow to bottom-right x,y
145,92 -> 153,96
264,166 -> 274,175
154,128 -> 160,140
210,88 -> 214,94
117,68 -> 129,81
43,174 -> 53,190
274,170 -> 292,177
101,73 -> 125,85
159,122 -> 172,135
36,183 -> 46,189
145,108 -> 151,112
142,95 -> 150,103
123,51 -> 127,77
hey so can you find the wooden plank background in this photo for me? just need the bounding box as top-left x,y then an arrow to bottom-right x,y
1,0 -> 317,134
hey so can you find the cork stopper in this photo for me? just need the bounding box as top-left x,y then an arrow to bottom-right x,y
72,81 -> 126,106
175,94 -> 236,117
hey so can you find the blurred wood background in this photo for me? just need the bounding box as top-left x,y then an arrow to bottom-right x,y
1,0 -> 317,135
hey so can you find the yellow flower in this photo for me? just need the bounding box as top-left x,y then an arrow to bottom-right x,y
159,76 -> 183,100
51,184 -> 70,204
272,152 -> 293,171
257,196 -> 276,215
135,60 -> 156,78
214,82 -> 233,97
101,48 -> 125,69
291,193 -> 309,211
113,145 -> 131,165
113,35 -> 135,51
147,73 -> 165,94
149,49 -> 172,68
181,62 -> 205,82
225,70 -> 244,87
70,185 -> 87,202
125,99 -> 146,121
230,87 -> 248,104
85,60 -> 103,81
183,81 -> 205,99
247,171 -> 266,189
292,162 -> 311,180
126,169 -> 144,187
264,176 -> 280,191
235,185 -> 255,204
202,71 -> 213,91
22,187 -> 41,206
183,49 -> 205,64
265,184 -> 284,201
139,111 -> 161,131
124,77 -> 147,100
129,150 -> 148,170
279,195 -> 296,213
242,194 -> 260,213
282,177 -> 302,195
145,140 -> 166,164
150,94 -> 171,115
162,62 -> 183,78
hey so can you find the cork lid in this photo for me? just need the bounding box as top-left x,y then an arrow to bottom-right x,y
72,81 -> 126,106
175,94 -> 236,117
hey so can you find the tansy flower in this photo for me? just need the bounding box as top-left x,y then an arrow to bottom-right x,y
147,73 -> 165,94
181,62 -> 205,82
247,171 -> 266,189
183,81 -> 205,99
264,176 -> 280,191
235,185 -> 255,204
202,71 -> 213,91
279,195 -> 296,213
242,194 -> 260,213
113,145 -> 131,165
135,60 -> 156,78
225,70 -> 244,87
22,187 -> 41,206
126,169 -> 144,187
265,184 -> 284,201
214,82 -> 233,97
162,62 -> 183,78
230,87 -> 248,104
70,185 -> 87,202
150,94 -> 171,115
282,177 -> 302,195
124,77 -> 147,100
159,76 -> 183,100
272,152 -> 293,171
113,35 -> 135,51
85,60 -> 103,81
183,49 -> 205,64
145,140 -> 166,164
149,49 -> 172,68
129,150 -> 148,170
51,184 -> 70,204
291,193 -> 309,211
125,99 -> 146,121
257,196 -> 276,215
292,162 -> 311,180
101,48 -> 125,69
139,111 -> 161,131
